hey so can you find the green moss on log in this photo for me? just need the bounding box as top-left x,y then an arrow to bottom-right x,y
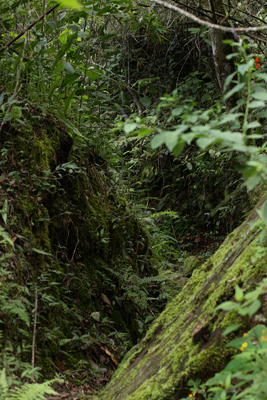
92,194 -> 267,400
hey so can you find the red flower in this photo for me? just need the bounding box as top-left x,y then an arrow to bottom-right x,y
255,56 -> 261,69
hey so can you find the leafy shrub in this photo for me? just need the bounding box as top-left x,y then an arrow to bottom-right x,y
182,279 -> 267,400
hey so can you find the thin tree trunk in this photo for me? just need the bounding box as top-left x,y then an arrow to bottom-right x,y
209,0 -> 237,110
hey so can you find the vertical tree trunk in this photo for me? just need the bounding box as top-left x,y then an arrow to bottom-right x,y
209,0 -> 237,109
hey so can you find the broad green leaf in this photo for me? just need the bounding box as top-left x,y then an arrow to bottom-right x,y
124,123 -> 137,135
224,83 -> 245,100
206,370 -> 231,386
44,46 -> 56,55
137,128 -> 154,138
248,100 -> 265,108
256,110 -> 267,118
165,131 -> 180,151
246,175 -> 261,191
225,51 -> 239,59
78,31 -> 87,39
238,61 -> 253,76
64,62 -> 75,74
225,373 -> 231,391
214,301 -> 238,311
238,299 -> 261,317
246,121 -> 261,129
51,32 -> 77,71
224,71 -> 237,90
219,113 -> 243,125
197,137 -> 216,149
262,200 -> 267,226
55,61 -> 65,73
235,285 -> 244,302
171,107 -> 183,116
59,28 -> 73,44
222,323 -> 243,336
187,380 -> 195,387
58,0 -> 82,9
86,70 -> 100,83
46,20 -> 57,29
186,162 -> 192,170
256,73 -> 267,82
212,130 -> 243,144
61,73 -> 80,87
140,96 -> 151,108
151,133 -> 167,149
185,114 -> 198,123
172,140 -> 185,157
251,90 -> 267,101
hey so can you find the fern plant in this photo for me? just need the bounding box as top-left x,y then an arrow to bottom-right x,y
0,368 -> 60,400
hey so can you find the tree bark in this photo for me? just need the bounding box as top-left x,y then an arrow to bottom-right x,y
209,0 -> 237,109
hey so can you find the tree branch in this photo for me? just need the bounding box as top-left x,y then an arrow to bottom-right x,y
151,0 -> 267,33
0,3 -> 59,55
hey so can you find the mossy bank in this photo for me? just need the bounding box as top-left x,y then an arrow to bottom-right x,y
0,108 -> 157,377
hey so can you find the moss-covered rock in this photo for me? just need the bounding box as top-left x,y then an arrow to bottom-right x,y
91,194 -> 267,400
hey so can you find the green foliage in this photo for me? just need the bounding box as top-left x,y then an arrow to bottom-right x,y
1,0 -> 267,395
0,368 -> 60,400
114,73 -> 249,253
149,40 -> 267,195
181,279 -> 267,400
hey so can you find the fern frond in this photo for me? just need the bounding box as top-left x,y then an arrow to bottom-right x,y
9,379 -> 60,400
2,301 -> 30,327
0,368 -> 9,398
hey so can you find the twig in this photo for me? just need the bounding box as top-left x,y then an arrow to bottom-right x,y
151,0 -> 267,33
47,358 -> 63,372
0,3 -> 59,54
0,7 -> 28,133
246,33 -> 267,44
70,228 -> 79,263
31,288 -> 38,380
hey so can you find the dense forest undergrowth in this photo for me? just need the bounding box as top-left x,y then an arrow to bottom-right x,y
1,0 -> 267,399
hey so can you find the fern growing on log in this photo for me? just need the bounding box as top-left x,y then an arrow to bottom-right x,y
0,368 -> 60,400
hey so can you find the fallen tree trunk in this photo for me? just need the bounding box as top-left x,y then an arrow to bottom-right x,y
91,193 -> 267,400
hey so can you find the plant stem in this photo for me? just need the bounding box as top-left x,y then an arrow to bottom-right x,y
31,288 -> 38,381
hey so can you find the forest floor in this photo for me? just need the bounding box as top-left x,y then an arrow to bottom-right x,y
46,372 -> 111,399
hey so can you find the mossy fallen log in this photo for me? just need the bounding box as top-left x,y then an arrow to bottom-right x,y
92,194 -> 267,400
